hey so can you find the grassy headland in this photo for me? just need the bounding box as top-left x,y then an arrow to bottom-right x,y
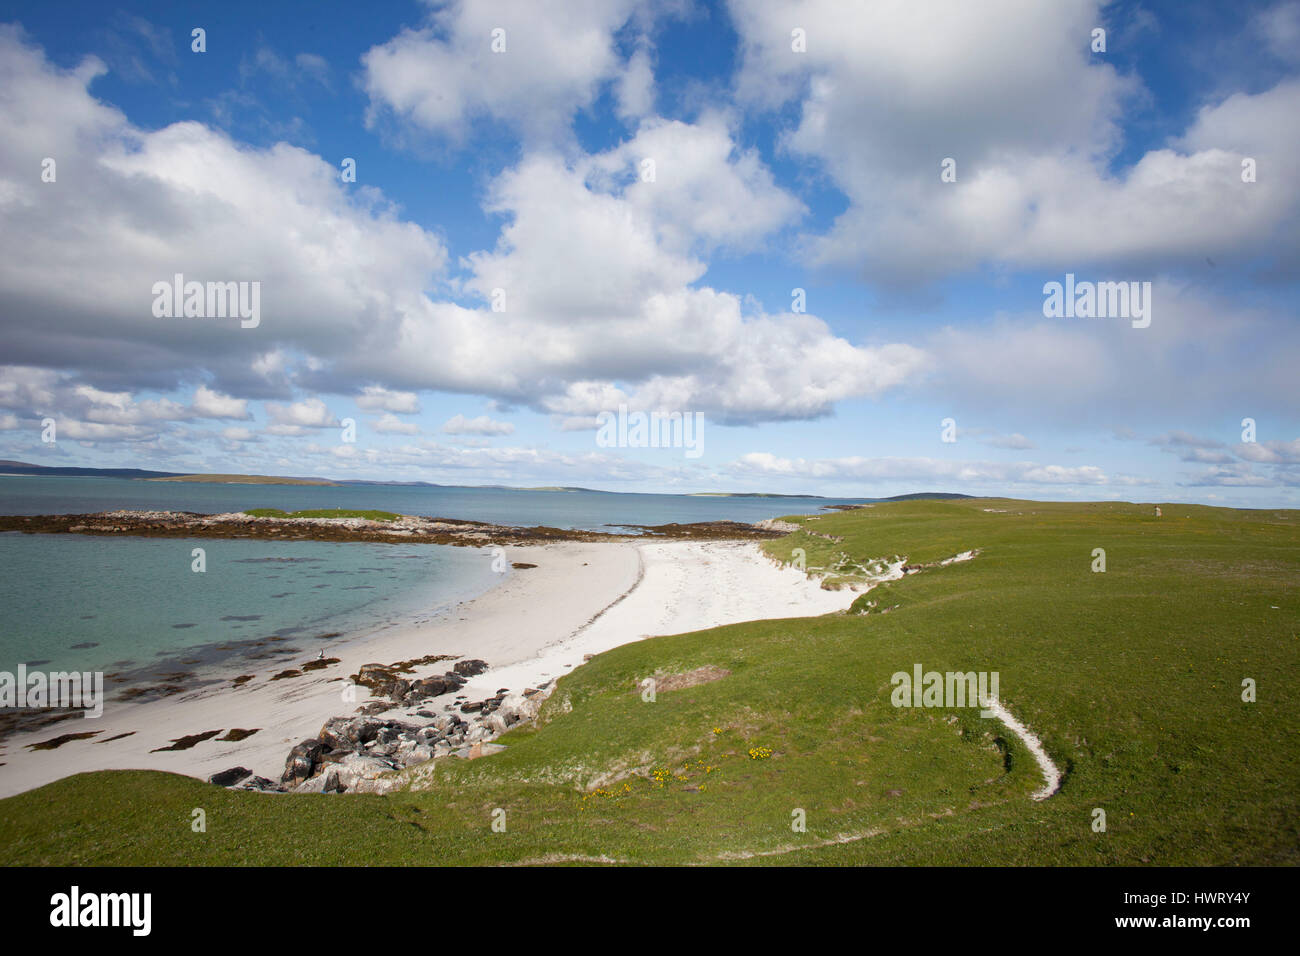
242,508 -> 401,521
1,498 -> 1295,865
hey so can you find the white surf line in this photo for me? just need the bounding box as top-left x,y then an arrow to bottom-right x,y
981,696 -> 1062,801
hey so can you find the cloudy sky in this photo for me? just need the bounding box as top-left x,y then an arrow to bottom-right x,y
1,0 -> 1297,504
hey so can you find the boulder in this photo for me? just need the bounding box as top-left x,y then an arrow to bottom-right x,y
281,738 -> 324,785
318,716 -> 383,752
356,663 -> 394,686
292,769 -> 344,794
402,744 -> 436,768
353,664 -> 421,703
332,752 -> 400,790
293,775 -> 326,794
208,766 -> 252,788
498,692 -> 539,724
453,658 -> 489,678
405,674 -> 463,702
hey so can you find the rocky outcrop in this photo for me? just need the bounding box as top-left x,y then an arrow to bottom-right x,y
281,739 -> 324,785
453,659 -> 489,678
348,657 -> 484,707
292,768 -> 345,794
218,678 -> 556,795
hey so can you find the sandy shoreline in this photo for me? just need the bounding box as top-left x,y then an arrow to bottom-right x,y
0,539 -> 855,799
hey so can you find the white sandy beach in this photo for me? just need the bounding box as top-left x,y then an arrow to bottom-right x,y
0,539 -> 856,798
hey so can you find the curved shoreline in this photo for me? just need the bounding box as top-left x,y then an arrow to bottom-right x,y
0,539 -> 639,797
0,538 -> 855,799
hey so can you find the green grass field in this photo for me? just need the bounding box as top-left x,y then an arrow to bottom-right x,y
2,498 -> 1296,865
242,508 -> 401,522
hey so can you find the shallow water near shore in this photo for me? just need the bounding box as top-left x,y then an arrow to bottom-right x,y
0,532 -> 501,685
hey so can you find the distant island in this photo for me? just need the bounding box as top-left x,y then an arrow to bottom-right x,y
149,473 -> 338,486
0,460 -> 971,501
690,492 -> 828,498
0,460 -> 178,480
693,491 -> 974,502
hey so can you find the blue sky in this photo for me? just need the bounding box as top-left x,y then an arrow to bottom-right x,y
0,0 -> 1297,504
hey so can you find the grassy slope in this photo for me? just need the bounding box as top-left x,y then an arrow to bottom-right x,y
2,499 -> 1296,866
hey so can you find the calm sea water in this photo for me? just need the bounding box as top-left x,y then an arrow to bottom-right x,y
0,477 -> 864,691
0,532 -> 501,684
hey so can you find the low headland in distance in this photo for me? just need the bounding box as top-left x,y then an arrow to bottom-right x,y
0,485 -> 1294,867
0,460 -> 970,501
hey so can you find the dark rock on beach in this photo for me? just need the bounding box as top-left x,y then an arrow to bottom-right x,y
281,739 -> 324,784
234,775 -> 282,792
208,766 -> 252,787
405,674 -> 463,702
318,715 -> 383,751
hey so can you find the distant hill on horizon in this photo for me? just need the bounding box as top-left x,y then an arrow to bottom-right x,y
0,460 -> 180,480
149,473 -> 338,486
0,461 -> 973,501
881,492 -> 975,501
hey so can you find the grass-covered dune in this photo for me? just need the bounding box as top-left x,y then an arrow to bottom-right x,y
2,498 -> 1296,865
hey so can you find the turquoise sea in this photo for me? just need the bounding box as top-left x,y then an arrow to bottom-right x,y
0,532 -> 499,686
